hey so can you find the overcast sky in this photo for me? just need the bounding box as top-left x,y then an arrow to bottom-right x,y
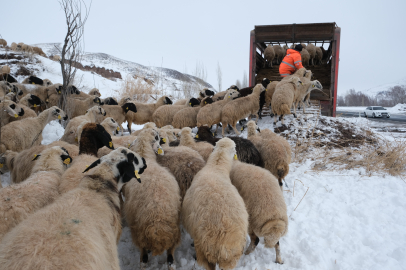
2,0 -> 406,94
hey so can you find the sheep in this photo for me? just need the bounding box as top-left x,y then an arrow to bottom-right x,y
129,122 -> 157,137
230,160 -> 288,263
11,83 -> 48,102
196,89 -> 240,132
124,128 -> 181,269
103,97 -> 118,105
305,43 -> 317,66
247,120 -> 291,189
300,48 -> 310,66
52,55 -> 61,61
320,46 -> 328,64
273,45 -> 285,64
10,42 -> 17,51
22,75 -> 44,85
156,137 -> 206,200
271,77 -> 302,125
9,104 -> 36,122
0,99 -> 24,127
58,123 -> 115,194
234,78 -> 271,119
0,73 -> 17,84
0,146 -> 72,241
42,79 -> 53,86
221,83 -> 266,136
179,127 -> 214,161
0,81 -> 13,96
0,141 -> 79,184
315,46 -> 323,65
102,102 -> 137,134
65,95 -> 103,119
32,46 -> 46,57
88,88 -> 101,97
152,98 -> 200,128
211,89 -> 231,102
125,95 -> 173,134
61,105 -> 107,144
44,83 -> 63,106
173,88 -> 215,105
18,94 -> 42,109
0,106 -> 67,153
100,117 -> 120,136
182,138 -> 248,270
293,79 -> 323,115
0,39 -> 6,47
264,80 -> 279,110
196,125 -> 264,167
171,97 -> 213,129
264,45 -> 275,68
0,147 -> 146,270
0,65 -> 10,74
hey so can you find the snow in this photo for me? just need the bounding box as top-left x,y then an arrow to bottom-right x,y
337,104 -> 406,114
1,47 -> 406,270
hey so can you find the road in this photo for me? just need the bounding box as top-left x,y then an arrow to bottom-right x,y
337,111 -> 406,124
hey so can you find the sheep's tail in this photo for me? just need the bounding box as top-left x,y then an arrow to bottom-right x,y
280,104 -> 291,115
145,221 -> 179,256
261,219 -> 287,248
277,167 -> 285,188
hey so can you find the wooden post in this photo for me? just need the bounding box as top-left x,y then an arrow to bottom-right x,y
249,30 -> 256,86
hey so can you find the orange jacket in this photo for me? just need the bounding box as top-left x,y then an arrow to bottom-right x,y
279,49 -> 304,77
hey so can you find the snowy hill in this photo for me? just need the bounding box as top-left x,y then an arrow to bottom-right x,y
0,43 -> 214,101
359,76 -> 406,97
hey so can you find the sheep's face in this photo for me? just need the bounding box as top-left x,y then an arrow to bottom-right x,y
229,85 -> 239,91
32,146 -> 72,168
28,94 -> 42,108
1,100 -> 24,118
164,96 -> 173,105
43,79 -> 53,86
122,102 -> 137,114
95,124 -> 115,150
226,89 -> 240,100
50,106 -> 67,121
152,131 -> 164,155
0,81 -> 13,93
311,80 -> 323,90
158,131 -> 168,146
83,148 -> 147,190
104,97 -> 118,105
13,85 -> 23,96
201,97 -> 213,106
261,78 -> 271,88
68,85 -> 80,95
28,76 -> 44,85
188,98 -> 200,107
104,117 -> 120,133
89,89 -> 101,97
93,97 -> 103,105
98,106 -> 107,116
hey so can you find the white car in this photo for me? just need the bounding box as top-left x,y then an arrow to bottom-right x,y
364,106 -> 390,118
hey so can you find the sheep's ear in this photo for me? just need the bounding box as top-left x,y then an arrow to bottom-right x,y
82,159 -> 101,173
32,154 -> 41,161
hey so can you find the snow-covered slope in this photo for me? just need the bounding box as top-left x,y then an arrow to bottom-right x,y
358,77 -> 406,97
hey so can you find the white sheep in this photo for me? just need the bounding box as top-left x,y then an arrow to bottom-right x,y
152,98 -> 200,128
0,147 -> 146,270
0,99 -> 24,127
172,96 -> 214,129
182,138 -> 248,270
179,127 -> 214,161
264,45 -> 275,68
0,106 -> 67,153
273,45 -> 285,64
271,77 -> 302,125
305,43 -> 317,66
65,95 -> 102,119
124,128 -> 181,269
0,146 -> 72,241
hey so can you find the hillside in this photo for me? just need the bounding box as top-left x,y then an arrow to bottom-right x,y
0,43 -> 214,101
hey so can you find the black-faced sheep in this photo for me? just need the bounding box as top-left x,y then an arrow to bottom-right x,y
230,160 -> 288,264
59,123 -> 115,194
221,83 -> 266,136
152,97 -> 200,128
103,97 -> 118,105
196,89 -> 240,132
0,146 -> 72,241
125,95 -> 173,134
22,75 -> 44,85
179,127 -> 214,161
0,147 -> 146,270
172,97 -> 213,129
196,125 -> 264,167
0,106 -> 67,153
0,73 -> 17,83
247,120 -> 291,189
124,128 -> 181,269
182,138 -> 248,270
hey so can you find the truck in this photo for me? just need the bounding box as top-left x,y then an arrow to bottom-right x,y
249,22 -> 341,116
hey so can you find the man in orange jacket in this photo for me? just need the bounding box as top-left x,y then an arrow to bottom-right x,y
279,44 -> 304,77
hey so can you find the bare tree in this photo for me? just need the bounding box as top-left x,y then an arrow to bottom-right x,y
235,79 -> 242,89
216,62 -> 222,92
56,0 -> 91,115
242,70 -> 248,88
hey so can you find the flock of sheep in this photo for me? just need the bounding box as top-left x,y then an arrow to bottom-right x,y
264,43 -> 329,67
0,48 -> 322,269
0,38 -> 60,61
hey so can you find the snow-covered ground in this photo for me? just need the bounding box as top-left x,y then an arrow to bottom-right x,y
2,113 -> 405,270
337,104 -> 406,114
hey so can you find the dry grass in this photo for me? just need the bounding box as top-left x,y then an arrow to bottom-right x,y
117,75 -> 161,103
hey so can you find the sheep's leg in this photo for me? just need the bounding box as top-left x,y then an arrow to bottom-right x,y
167,245 -> 176,270
127,121 -> 132,134
221,122 -> 227,137
302,100 -> 306,114
275,241 -> 284,264
281,115 -> 285,125
293,103 -> 297,118
273,114 -> 277,125
245,231 -> 259,255
254,113 -> 260,124
231,121 -> 241,135
140,248 -> 148,270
